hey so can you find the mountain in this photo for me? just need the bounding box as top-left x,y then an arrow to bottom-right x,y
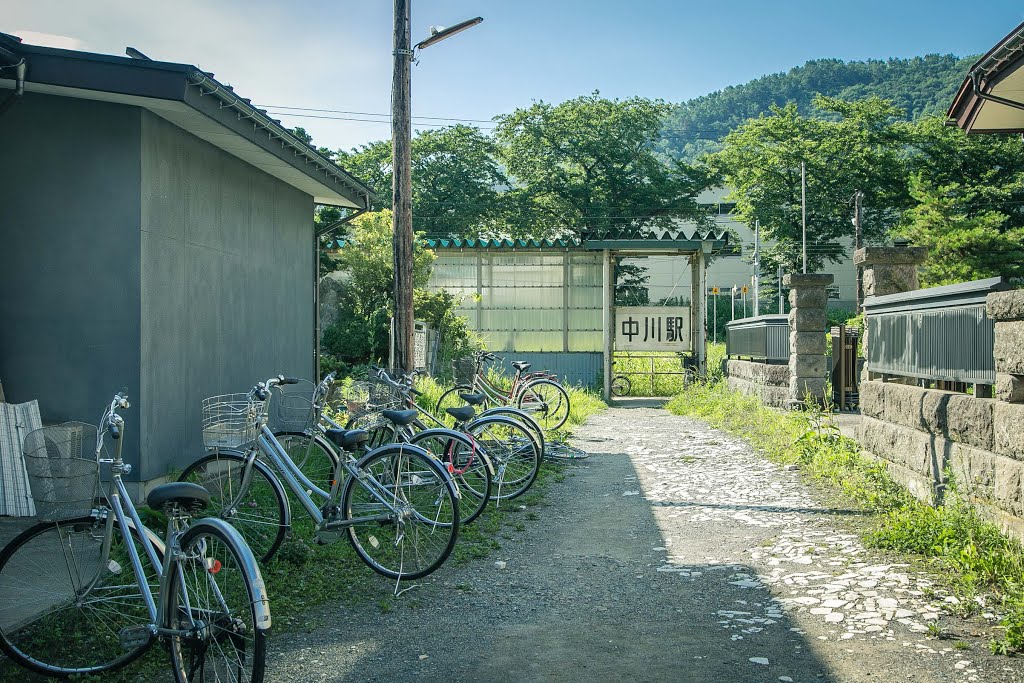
658,54 -> 976,162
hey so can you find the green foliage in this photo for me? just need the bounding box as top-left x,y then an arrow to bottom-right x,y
658,55 -> 974,162
335,125 -> 511,238
710,96 -> 910,273
898,116 -> 1024,286
319,210 -> 474,371
667,381 -> 1024,654
494,92 -> 716,239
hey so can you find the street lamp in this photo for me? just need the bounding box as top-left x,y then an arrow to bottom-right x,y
391,3 -> 483,371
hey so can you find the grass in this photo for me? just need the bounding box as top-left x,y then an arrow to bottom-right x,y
666,380 -> 1024,655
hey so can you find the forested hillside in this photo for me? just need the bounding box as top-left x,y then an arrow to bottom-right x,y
658,54 -> 975,161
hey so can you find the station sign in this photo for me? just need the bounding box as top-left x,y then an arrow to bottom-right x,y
614,306 -> 691,351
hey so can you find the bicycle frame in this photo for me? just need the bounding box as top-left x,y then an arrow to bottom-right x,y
248,423 -> 420,531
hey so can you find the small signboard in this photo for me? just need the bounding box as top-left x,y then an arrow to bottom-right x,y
711,287 -> 719,295
615,306 -> 691,351
741,285 -> 749,294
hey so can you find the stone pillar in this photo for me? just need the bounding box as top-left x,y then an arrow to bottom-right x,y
855,245 -> 927,382
854,245 -> 928,298
988,289 -> 1024,404
784,273 -> 833,405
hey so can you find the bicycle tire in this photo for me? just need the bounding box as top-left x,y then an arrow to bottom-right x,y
0,515 -> 159,677
167,519 -> 270,683
477,406 -> 546,458
516,379 -> 571,431
179,451 -> 290,563
342,444 -> 460,580
434,385 -> 477,427
409,428 -> 492,525
610,375 -> 631,397
273,431 -> 340,494
465,415 -> 542,501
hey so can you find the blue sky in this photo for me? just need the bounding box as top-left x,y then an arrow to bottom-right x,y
7,1 -> 1024,151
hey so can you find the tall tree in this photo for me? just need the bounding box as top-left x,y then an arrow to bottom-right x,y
900,117 -> 1024,285
710,96 -> 910,274
334,125 -> 509,238
494,92 -> 715,240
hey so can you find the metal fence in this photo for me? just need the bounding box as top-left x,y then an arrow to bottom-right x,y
725,315 -> 790,362
863,277 -> 1008,386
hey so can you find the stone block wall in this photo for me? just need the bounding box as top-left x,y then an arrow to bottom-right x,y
857,289 -> 1024,542
725,359 -> 791,408
858,380 -> 1024,539
784,273 -> 833,404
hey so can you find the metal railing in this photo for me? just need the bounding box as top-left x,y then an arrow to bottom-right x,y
725,315 -> 790,362
863,277 -> 1009,386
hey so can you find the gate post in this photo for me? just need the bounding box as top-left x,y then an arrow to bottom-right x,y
602,249 -> 613,401
784,273 -> 833,406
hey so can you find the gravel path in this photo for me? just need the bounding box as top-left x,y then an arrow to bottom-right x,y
266,405 -> 1024,682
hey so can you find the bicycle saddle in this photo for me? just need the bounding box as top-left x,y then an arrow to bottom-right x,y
147,482 -> 211,513
325,428 -> 369,451
459,393 -> 486,406
511,361 -> 532,372
445,406 -> 476,423
381,409 -> 418,426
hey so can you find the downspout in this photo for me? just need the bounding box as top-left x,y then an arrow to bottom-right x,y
971,70 -> 1024,114
313,200 -> 371,381
0,59 -> 26,118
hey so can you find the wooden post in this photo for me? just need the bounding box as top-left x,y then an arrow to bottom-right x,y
602,249 -> 613,401
391,0 -> 414,371
696,248 -> 707,376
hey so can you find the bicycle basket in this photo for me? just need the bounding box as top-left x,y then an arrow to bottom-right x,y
453,357 -> 478,385
268,379 -> 316,433
201,393 -> 268,449
22,422 -> 101,522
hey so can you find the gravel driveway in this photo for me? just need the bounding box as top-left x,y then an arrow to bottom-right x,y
266,405 -> 1024,683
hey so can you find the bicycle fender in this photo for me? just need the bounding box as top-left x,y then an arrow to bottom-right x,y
185,517 -> 272,631
410,427 -> 496,477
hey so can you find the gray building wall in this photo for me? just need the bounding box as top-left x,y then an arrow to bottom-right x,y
0,93 -> 143,464
140,112 -> 314,480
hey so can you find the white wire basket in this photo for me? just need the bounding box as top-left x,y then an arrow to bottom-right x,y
201,393 -> 268,450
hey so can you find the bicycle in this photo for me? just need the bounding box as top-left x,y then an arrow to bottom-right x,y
610,361 -> 632,397
362,369 -> 543,501
179,376 -> 460,580
435,353 -> 572,431
0,392 -> 270,681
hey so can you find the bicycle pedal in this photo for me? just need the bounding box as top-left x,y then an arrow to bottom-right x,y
119,625 -> 152,649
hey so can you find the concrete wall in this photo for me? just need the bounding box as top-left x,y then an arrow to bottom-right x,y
0,93 -> 143,462
139,112 -> 314,480
858,380 -> 1024,540
724,360 -> 791,407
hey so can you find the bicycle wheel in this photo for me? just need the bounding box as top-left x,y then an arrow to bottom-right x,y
516,379 -> 571,431
410,428 -> 492,525
273,432 -> 340,494
342,444 -> 459,580
434,385 -> 476,427
179,451 -> 289,564
466,415 -> 542,501
168,519 -> 269,683
479,406 -> 546,458
610,375 -> 631,397
0,516 -> 159,677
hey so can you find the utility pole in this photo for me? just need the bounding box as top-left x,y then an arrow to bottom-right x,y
391,0 -> 414,372
801,160 -> 807,274
753,219 -> 760,317
391,10 -> 482,371
777,264 -> 783,313
854,189 -> 864,314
